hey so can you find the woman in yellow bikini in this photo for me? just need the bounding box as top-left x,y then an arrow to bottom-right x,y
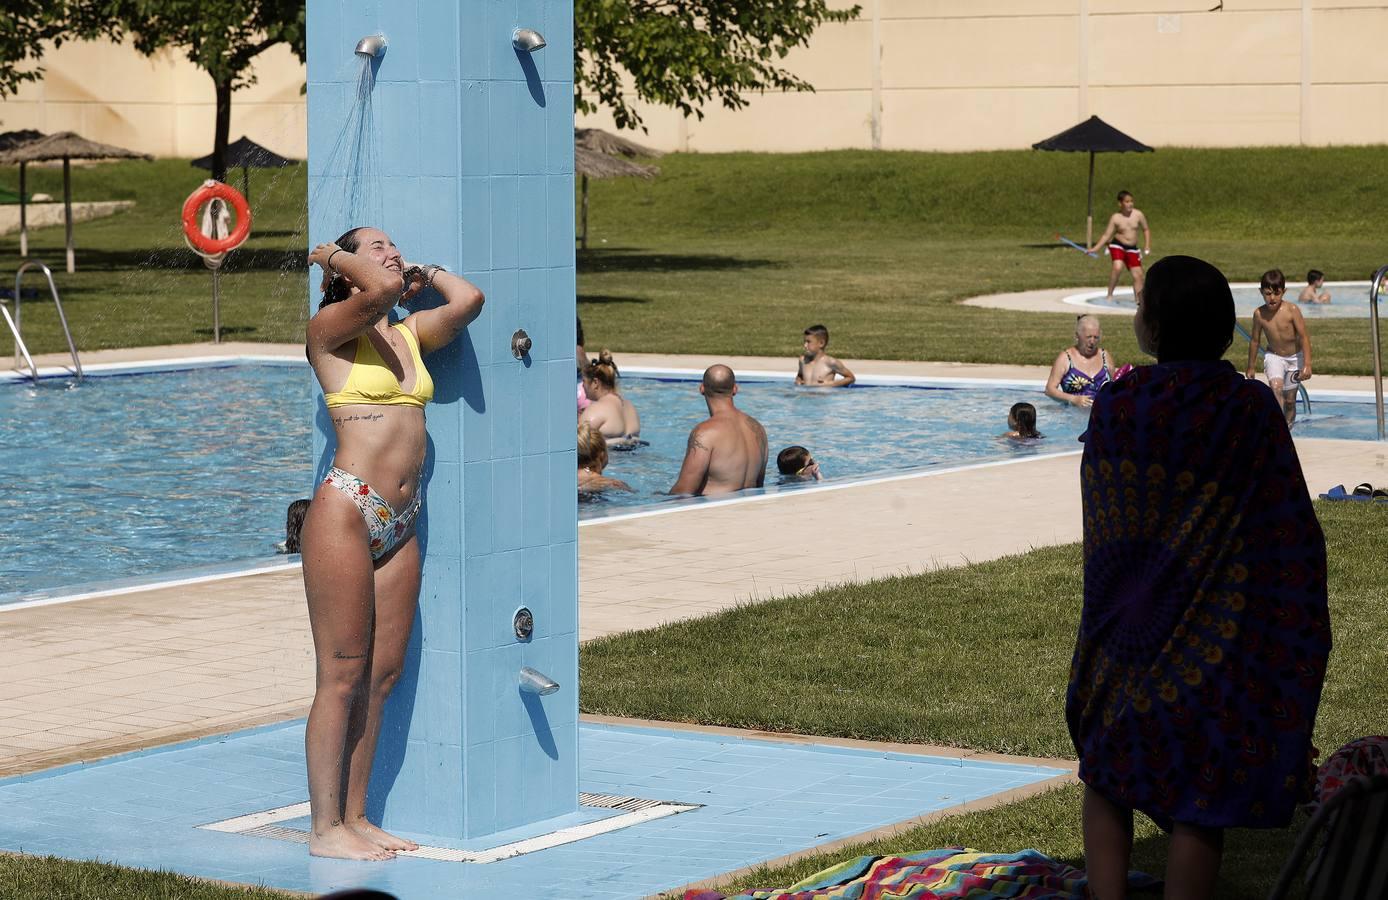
300,227 -> 484,860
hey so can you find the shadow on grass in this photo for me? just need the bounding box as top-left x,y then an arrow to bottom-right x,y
579,246 -> 778,274
578,293 -> 651,305
41,247 -> 306,272
193,325 -> 258,337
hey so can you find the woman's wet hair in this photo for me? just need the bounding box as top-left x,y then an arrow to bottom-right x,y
583,349 -> 619,389
319,227 -> 368,309
577,422 -> 609,472
1009,402 -> 1040,439
1142,255 -> 1235,362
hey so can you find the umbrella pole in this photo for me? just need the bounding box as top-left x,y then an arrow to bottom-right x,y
1086,151 -> 1095,249
18,162 -> 27,258
242,165 -> 249,205
212,267 -> 221,344
580,175 -> 589,250
63,158 -> 74,273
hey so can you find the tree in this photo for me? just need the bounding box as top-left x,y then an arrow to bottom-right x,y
575,0 -> 860,132
98,0 -> 305,182
0,2 -> 109,101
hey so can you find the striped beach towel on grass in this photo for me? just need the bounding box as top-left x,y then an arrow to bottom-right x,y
686,848 -> 1158,899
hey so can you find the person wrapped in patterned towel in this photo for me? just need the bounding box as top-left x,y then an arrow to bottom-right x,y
1066,255 -> 1332,900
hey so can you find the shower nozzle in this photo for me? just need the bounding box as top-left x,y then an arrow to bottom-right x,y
518,666 -> 560,696
512,28 -> 547,52
354,34 -> 387,57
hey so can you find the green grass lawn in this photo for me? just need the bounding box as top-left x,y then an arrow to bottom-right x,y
4,147 -> 1388,373
0,853 -> 296,899
585,502 -> 1388,898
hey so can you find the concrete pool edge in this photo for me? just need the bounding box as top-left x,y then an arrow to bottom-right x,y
3,448 -> 1088,610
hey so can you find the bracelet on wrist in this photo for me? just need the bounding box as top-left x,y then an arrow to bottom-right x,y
326,247 -> 344,273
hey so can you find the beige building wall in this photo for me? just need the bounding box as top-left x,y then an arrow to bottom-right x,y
2,1 -> 1386,157
0,38 -> 307,160
577,0 -> 1388,152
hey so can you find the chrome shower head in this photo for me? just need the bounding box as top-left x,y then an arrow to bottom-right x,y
354,34 -> 387,57
512,28 -> 547,52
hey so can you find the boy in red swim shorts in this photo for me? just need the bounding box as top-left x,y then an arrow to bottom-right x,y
1087,190 -> 1152,303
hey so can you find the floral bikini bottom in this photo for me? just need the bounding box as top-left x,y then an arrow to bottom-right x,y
323,466 -> 421,561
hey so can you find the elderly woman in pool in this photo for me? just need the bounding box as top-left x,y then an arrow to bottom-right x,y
300,227 -> 483,860
1045,314 -> 1119,409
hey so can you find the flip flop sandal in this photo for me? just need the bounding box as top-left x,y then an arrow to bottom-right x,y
1353,482 -> 1375,497
1320,484 -> 1350,500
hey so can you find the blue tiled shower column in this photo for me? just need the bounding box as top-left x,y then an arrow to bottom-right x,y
305,0 -> 577,840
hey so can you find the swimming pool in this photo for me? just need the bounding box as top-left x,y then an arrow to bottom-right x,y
2,362 -> 1382,601
1070,281 -> 1382,318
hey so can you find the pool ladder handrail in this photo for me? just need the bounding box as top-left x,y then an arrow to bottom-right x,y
8,260 -> 82,383
1370,264 -> 1387,440
1234,321 -> 1310,419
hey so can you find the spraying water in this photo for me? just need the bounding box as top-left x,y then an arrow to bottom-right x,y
309,51 -> 385,236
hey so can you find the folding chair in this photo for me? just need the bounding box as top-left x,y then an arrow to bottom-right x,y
1268,774 -> 1388,899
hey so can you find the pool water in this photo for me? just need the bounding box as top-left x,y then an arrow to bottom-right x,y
1,364 -> 1381,600
584,376 -> 1089,514
1,364 -> 315,602
1083,283 -> 1381,318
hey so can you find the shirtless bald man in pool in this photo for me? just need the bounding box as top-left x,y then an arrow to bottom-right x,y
669,365 -> 769,497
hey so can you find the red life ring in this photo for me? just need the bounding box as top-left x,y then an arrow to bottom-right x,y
182,180 -> 251,255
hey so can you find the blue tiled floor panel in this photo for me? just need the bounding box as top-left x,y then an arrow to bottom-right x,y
0,721 -> 1068,899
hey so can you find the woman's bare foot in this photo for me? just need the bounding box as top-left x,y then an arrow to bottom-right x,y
309,823 -> 397,860
349,817 -> 420,851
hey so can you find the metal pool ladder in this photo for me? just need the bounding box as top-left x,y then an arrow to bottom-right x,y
4,260 -> 83,383
1370,263 -> 1387,440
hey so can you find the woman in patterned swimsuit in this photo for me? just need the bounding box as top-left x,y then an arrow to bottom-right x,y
300,228 -> 484,861
1067,256 -> 1330,900
1045,314 -> 1119,410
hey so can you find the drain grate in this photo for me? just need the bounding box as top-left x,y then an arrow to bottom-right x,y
198,792 -> 702,863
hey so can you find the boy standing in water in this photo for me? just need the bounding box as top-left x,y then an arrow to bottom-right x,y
1298,269 -> 1332,304
795,324 -> 856,387
1247,268 -> 1313,425
1087,191 -> 1152,302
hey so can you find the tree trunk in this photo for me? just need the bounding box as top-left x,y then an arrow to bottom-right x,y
212,77 -> 233,182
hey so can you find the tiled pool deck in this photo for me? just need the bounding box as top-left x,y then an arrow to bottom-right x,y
6,344 -> 1387,897
0,718 -> 1070,898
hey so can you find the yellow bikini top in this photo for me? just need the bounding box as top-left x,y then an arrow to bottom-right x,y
323,323 -> 434,409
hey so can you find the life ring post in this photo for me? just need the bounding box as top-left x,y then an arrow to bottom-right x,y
182,180 -> 252,256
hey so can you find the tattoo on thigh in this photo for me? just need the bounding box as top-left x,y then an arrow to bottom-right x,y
333,650 -> 367,660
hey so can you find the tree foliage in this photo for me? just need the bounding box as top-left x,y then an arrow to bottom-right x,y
0,2 -> 109,101
97,0 -> 306,180
575,0 -> 861,132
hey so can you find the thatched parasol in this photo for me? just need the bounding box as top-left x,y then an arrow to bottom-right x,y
0,130 -> 46,256
575,127 -> 663,160
573,141 -> 659,250
0,131 -> 152,272
191,135 -> 298,205
1032,116 -> 1153,246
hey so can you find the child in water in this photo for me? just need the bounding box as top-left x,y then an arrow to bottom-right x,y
578,423 -> 633,496
776,445 -> 823,483
1003,402 -> 1042,440
276,498 -> 310,553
